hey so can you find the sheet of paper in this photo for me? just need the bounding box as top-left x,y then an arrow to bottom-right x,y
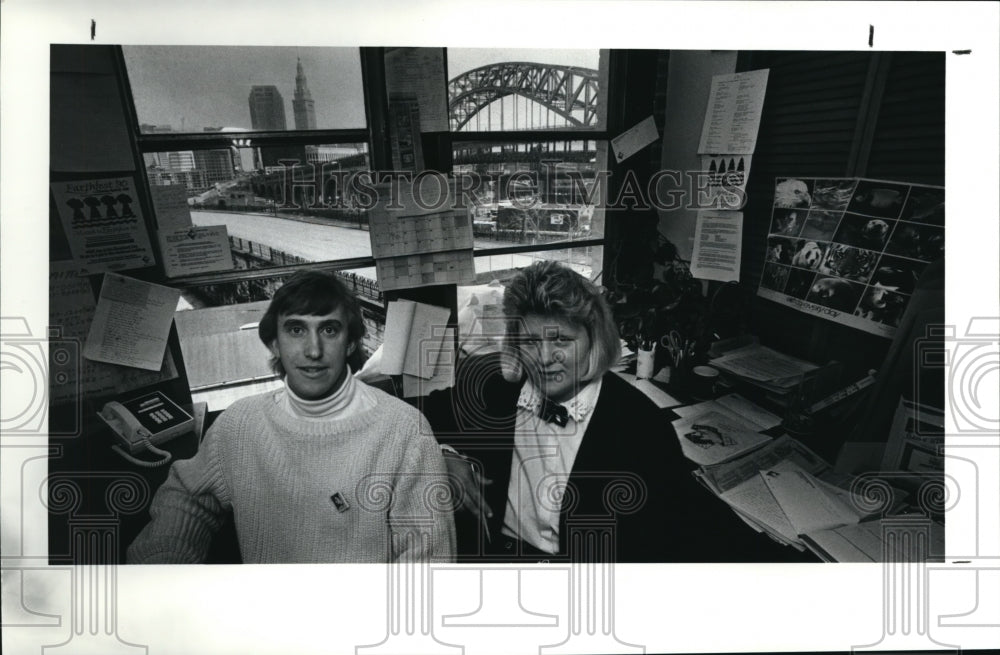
51,177 -> 155,273
403,328 -> 456,397
158,225 -> 234,277
698,434 -> 828,495
611,115 -> 659,163
672,410 -> 772,466
388,99 -> 425,172
715,393 -> 783,430
802,518 -> 944,563
50,73 -> 135,172
83,273 -> 181,371
699,154 -> 751,210
761,467 -> 860,536
380,300 -> 417,375
376,250 -> 476,291
49,264 -> 177,404
691,210 -> 742,283
402,302 -> 452,379
710,344 -> 818,382
150,184 -> 193,231
698,68 -> 769,154
384,47 -> 449,132
718,470 -> 801,546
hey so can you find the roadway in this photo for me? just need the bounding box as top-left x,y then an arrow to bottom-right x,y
191,210 -> 596,281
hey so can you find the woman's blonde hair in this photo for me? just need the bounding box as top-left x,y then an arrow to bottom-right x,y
499,260 -> 620,383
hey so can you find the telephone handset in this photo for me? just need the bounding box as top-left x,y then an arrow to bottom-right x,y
99,391 -> 194,468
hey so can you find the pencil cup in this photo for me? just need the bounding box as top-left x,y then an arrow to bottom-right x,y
636,346 -> 655,380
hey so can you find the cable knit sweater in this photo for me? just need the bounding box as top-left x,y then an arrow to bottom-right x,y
127,385 -> 456,564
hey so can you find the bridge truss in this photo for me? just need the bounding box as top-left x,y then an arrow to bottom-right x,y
448,62 -> 600,131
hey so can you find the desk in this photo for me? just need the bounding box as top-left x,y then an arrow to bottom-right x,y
47,421 -> 200,565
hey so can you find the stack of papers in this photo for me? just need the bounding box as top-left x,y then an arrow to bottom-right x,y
690,433 -> 904,555
801,516 -> 944,563
709,342 -> 819,395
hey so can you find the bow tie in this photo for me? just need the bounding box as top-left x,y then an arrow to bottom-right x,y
538,398 -> 569,427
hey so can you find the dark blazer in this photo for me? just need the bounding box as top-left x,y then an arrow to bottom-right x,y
418,353 -> 721,563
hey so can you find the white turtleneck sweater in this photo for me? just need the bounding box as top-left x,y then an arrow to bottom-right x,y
127,375 -> 456,564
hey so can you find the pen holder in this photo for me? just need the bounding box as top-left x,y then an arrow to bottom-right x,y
636,345 -> 655,380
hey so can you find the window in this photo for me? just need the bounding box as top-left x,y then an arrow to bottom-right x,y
120,46 -> 619,408
123,46 -> 378,408
444,48 -> 611,283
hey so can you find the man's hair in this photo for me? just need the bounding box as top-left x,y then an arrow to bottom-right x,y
258,269 -> 366,376
500,260 -> 620,383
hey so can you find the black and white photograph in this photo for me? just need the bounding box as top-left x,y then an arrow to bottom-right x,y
789,238 -> 827,270
784,267 -> 818,300
855,284 -> 909,327
760,261 -> 790,292
847,179 -> 910,218
810,177 -> 857,211
766,235 -> 796,265
805,275 -> 866,313
885,220 -> 946,261
900,185 -> 945,225
832,212 -> 897,251
817,243 -> 880,283
800,208 -> 842,241
773,176 -> 814,208
4,2 -> 998,655
770,206 -> 806,236
869,255 -> 928,295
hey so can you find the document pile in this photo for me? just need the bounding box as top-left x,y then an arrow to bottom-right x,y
673,397 -> 909,558
691,434 -> 892,552
708,340 -> 819,400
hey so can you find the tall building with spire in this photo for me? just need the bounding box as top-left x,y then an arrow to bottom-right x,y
292,58 -> 317,130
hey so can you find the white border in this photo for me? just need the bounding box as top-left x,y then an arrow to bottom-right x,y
3,2 -> 999,654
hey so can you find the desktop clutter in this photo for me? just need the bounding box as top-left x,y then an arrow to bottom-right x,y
612,333 -> 942,563
605,240 -> 938,563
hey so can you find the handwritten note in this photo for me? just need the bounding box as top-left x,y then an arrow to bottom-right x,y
84,273 -> 181,371
49,264 -> 176,404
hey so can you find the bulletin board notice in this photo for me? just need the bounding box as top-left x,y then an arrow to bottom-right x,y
51,177 -> 155,273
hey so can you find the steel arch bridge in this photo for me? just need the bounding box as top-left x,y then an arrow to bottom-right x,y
448,62 -> 599,130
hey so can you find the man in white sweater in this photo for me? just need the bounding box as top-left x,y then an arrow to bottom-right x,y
127,270 -> 456,564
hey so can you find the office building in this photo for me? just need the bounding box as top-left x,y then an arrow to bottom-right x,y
248,85 -> 287,131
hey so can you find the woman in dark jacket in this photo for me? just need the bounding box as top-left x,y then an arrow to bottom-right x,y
420,260 -> 722,563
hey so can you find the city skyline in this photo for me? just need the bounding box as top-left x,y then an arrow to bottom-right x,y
123,46 -> 599,133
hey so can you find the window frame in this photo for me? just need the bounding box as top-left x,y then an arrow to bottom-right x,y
118,46 -> 626,292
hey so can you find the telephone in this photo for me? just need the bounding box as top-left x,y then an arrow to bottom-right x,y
99,391 -> 194,468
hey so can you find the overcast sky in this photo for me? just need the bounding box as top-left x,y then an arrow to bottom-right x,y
123,46 -> 599,132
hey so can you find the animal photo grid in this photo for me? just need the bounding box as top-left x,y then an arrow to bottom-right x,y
757,177 -> 944,338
